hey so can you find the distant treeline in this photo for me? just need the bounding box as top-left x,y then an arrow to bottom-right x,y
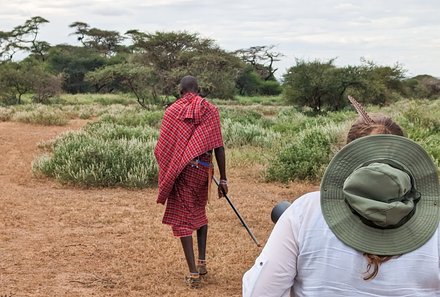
1,16 -> 439,110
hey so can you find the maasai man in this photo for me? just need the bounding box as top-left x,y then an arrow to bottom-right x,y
154,75 -> 228,288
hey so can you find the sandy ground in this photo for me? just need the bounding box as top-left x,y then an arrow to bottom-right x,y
0,120 -> 318,297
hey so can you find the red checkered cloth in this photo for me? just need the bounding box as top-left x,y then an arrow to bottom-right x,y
164,153 -> 212,237
154,92 -> 224,205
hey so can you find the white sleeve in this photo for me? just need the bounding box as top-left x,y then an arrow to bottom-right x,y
243,195 -> 305,297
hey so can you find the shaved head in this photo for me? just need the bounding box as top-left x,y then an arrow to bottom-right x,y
179,75 -> 199,95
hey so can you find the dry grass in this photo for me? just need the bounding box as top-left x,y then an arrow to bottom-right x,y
0,120 -> 318,297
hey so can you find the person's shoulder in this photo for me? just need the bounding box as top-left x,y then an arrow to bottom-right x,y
164,100 -> 178,109
287,191 -> 321,215
293,191 -> 320,207
199,98 -> 220,117
164,98 -> 183,114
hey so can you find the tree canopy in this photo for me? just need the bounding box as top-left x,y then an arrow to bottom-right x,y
283,58 -> 407,111
1,16 -> 437,107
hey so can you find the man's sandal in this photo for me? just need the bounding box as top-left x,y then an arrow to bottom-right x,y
185,272 -> 201,289
197,259 -> 208,277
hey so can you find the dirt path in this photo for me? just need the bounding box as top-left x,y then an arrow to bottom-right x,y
0,121 -> 318,297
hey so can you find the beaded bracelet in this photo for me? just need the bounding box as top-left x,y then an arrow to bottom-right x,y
220,179 -> 228,185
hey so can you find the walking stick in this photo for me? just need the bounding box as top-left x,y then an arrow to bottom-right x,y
213,176 -> 261,247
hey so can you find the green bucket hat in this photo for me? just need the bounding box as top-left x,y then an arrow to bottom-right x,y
321,134 -> 440,255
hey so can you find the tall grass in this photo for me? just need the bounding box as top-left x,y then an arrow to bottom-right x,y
222,118 -> 281,148
212,95 -> 285,106
12,105 -> 68,125
100,108 -> 164,128
0,107 -> 13,121
54,93 -> 137,106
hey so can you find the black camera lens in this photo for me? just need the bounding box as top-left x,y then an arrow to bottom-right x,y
271,200 -> 292,224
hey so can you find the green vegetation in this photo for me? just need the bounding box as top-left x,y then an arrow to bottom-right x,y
266,128 -> 336,182
283,58 -> 406,112
21,96 -> 439,187
397,100 -> 440,168
1,17 -> 283,105
32,121 -> 158,187
7,16 -> 439,109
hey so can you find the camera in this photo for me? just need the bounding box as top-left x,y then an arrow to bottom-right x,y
270,200 -> 292,224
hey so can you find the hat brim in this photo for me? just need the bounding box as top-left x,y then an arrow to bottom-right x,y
321,134 -> 440,255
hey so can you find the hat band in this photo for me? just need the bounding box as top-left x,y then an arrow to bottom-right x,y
345,198 -> 418,230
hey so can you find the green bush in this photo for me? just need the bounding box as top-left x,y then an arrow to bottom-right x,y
266,128 -> 336,182
259,80 -> 282,96
32,121 -> 158,187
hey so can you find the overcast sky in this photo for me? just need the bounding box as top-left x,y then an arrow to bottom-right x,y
1,0 -> 439,78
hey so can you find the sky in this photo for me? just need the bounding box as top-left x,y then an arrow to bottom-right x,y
1,0 -> 440,79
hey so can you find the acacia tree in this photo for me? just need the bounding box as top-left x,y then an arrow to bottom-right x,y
283,59 -> 365,111
86,63 -> 160,108
127,31 -> 243,100
0,16 -> 50,62
234,45 -> 283,81
69,22 -> 126,57
402,75 -> 440,99
0,58 -> 61,104
283,58 -> 406,111
233,45 -> 283,96
0,62 -> 32,104
355,59 -> 405,105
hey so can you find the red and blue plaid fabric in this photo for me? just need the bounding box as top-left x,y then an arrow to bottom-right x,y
154,92 -> 223,205
164,153 -> 212,237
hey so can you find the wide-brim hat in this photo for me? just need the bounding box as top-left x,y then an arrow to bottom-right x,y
321,134 -> 440,255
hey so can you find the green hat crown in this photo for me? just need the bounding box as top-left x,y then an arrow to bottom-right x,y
343,163 -> 418,228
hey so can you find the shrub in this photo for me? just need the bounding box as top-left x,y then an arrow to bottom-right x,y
32,121 -> 158,188
266,128 -> 337,182
259,80 -> 282,96
32,73 -> 63,104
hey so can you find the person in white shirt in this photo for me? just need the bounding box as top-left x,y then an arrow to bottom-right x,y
243,99 -> 440,297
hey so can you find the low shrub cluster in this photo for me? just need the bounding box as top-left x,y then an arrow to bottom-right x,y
33,121 -> 158,187
266,125 -> 342,182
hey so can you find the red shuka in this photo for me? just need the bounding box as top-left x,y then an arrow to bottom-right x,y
154,93 -> 224,205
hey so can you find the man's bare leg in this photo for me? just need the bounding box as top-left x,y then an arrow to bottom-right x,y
180,236 -> 197,273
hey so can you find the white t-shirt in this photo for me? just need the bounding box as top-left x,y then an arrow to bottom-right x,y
242,191 -> 440,297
